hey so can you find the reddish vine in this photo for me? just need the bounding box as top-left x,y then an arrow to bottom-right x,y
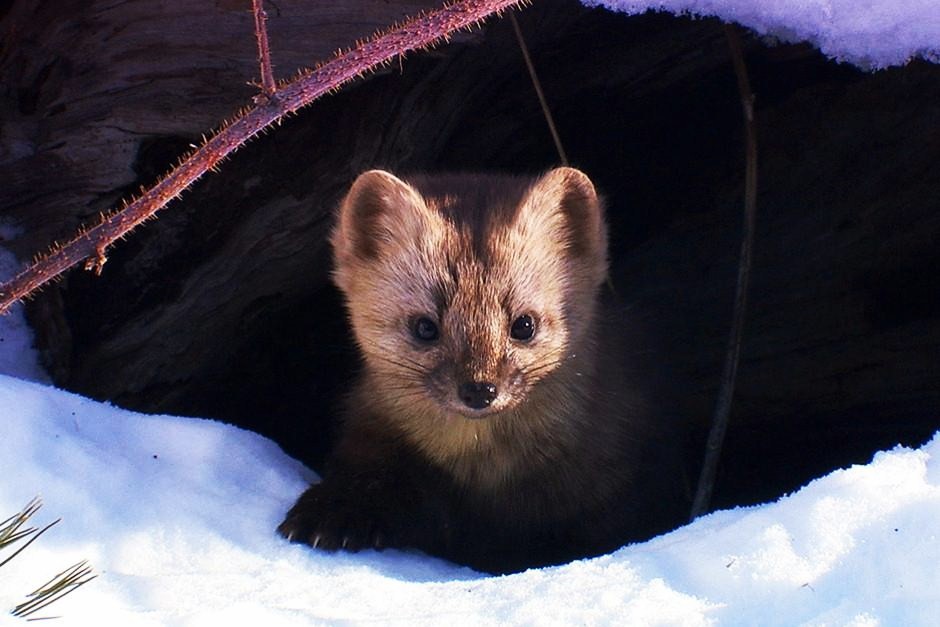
0,0 -> 529,314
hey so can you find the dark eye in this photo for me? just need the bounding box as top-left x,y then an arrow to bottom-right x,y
412,317 -> 439,342
510,314 -> 536,341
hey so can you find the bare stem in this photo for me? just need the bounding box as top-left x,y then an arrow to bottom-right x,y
690,24 -> 759,520
509,11 -> 568,166
0,0 -> 529,315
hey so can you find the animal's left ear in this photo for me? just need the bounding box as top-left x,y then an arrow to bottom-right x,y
521,167 -> 608,278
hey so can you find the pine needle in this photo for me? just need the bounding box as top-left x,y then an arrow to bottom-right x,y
11,561 -> 97,619
1,498 -> 97,620
0,499 -> 59,570
0,498 -> 42,549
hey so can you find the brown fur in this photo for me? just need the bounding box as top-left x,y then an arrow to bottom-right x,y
278,167 -> 688,573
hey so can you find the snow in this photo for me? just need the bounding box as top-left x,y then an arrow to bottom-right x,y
0,225 -> 48,384
583,0 -> 940,69
1,369 -> 939,625
1,0 -> 939,623
1,276 -> 940,624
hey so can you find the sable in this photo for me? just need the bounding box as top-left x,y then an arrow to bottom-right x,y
279,168 -> 688,573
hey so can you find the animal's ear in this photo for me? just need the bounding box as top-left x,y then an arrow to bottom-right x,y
332,170 -> 428,263
520,167 -> 608,277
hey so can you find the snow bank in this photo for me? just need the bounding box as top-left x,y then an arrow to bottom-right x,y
583,0 -> 940,68
0,224 -> 48,384
1,372 -> 939,625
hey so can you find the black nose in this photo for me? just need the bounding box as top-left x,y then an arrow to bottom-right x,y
458,381 -> 498,410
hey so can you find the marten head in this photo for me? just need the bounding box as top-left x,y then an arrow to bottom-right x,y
332,168 -> 608,457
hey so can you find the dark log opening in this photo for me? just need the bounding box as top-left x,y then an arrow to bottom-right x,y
3,0 -> 939,514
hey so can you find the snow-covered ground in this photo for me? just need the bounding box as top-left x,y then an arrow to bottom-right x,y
1,337 -> 939,625
2,0 -> 940,623
1,254 -> 939,625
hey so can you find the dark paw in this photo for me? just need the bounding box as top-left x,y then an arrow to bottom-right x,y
277,483 -> 389,552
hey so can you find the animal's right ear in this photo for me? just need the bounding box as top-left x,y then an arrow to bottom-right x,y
332,170 -> 427,263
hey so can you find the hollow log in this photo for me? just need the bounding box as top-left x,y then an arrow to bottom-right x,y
2,0 -> 938,509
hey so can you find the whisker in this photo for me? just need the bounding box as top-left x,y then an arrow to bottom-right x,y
382,390 -> 428,404
381,383 -> 424,392
520,350 -> 568,377
370,353 -> 427,376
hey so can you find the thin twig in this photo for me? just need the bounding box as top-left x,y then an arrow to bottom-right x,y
509,11 -> 568,166
252,0 -> 277,97
0,0 -> 529,315
690,23 -> 758,520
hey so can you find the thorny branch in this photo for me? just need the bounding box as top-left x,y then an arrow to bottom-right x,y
0,0 -> 529,314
